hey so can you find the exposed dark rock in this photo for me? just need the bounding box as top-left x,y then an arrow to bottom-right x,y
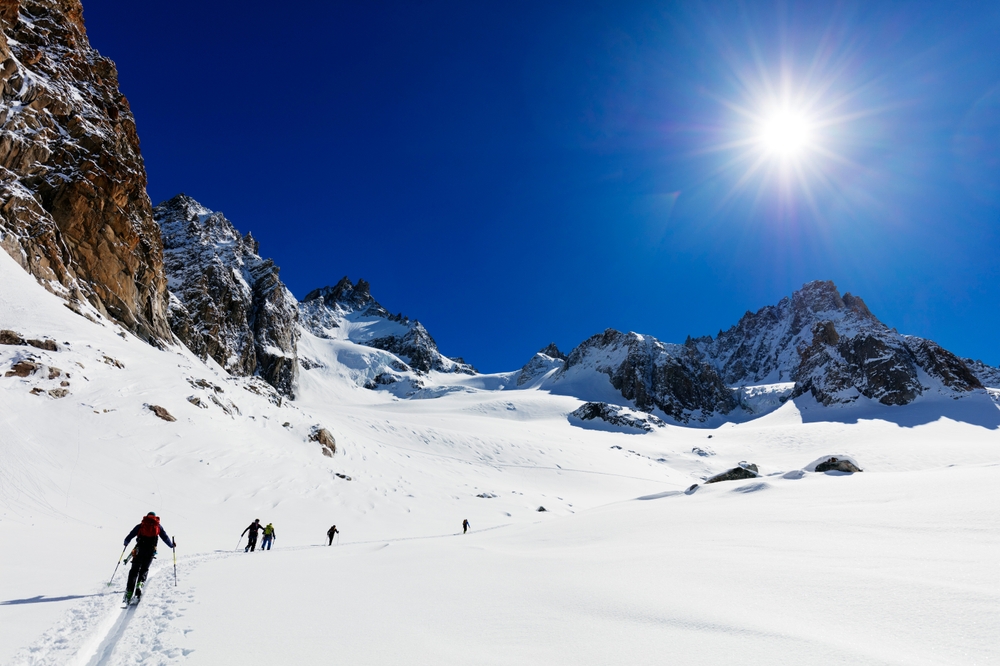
694,280 -> 983,408
815,457 -> 863,473
0,329 -> 24,345
565,329 -> 737,423
537,506 -> 547,512
569,402 -> 665,433
0,0 -> 171,342
147,404 -> 176,422
904,337 -> 982,392
154,195 -> 299,396
705,463 -> 759,484
309,426 -> 336,457
5,359 -> 38,377
47,387 -> 67,398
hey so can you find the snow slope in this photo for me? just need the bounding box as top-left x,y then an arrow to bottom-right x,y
2,246 -> 1000,664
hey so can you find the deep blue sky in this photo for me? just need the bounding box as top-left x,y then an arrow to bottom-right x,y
82,1 -> 1000,371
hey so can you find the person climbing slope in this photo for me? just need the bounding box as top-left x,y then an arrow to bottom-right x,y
327,524 -> 339,546
122,512 -> 175,604
463,519 -> 470,534
261,522 -> 276,550
242,518 -> 264,552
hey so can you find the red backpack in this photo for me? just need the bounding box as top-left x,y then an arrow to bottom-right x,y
137,514 -> 160,538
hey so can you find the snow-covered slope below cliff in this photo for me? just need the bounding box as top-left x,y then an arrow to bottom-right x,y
3,247 -> 1000,665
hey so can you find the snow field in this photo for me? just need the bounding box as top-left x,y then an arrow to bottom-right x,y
3,249 -> 1000,664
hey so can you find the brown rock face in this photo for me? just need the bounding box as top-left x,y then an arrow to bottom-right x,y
0,0 -> 170,343
309,426 -> 337,456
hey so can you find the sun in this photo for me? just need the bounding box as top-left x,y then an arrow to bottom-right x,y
759,109 -> 812,158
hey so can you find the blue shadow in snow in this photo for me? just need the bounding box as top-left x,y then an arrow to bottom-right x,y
0,592 -> 115,606
794,391 -> 1000,430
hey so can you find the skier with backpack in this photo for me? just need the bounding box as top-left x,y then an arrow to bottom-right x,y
122,512 -> 175,604
327,525 -> 339,546
261,523 -> 276,550
242,519 -> 264,552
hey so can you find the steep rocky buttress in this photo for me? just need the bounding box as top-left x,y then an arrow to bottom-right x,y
0,0 -> 170,342
154,194 -> 298,397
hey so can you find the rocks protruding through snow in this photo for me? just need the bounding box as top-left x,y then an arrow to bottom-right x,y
569,402 -> 666,433
147,404 -> 177,422
0,330 -> 58,351
310,426 -> 337,457
705,462 -> 759,484
5,360 -> 39,377
814,457 -> 863,473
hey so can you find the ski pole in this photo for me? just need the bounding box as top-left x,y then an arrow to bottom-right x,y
173,542 -> 178,587
235,535 -> 243,551
108,545 -> 128,587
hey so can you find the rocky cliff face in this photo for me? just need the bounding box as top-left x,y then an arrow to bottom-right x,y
694,281 -> 982,406
561,329 -> 737,422
0,0 -> 170,342
154,194 -> 298,397
300,277 -> 474,376
526,281 -> 985,423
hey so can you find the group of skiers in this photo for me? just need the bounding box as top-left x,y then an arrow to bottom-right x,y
117,512 -> 474,605
241,519 -> 276,552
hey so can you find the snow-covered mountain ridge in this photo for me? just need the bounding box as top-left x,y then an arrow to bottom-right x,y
151,195 -> 998,425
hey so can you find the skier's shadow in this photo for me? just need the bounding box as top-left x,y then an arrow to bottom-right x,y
0,593 -> 116,606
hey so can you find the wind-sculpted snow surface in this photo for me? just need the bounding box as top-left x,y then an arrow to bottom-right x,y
154,194 -> 299,397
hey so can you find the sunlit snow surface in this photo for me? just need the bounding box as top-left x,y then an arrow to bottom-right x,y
1,248 -> 998,664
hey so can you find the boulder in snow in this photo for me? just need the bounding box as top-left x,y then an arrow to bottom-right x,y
147,404 -> 177,422
814,457 -> 863,473
6,360 -> 40,377
705,462 -> 759,484
310,426 -> 337,457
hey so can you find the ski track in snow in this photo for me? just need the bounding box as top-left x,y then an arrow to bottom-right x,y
9,524 -> 518,665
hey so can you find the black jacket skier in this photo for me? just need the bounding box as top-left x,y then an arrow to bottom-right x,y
463,519 -> 470,534
242,519 -> 263,552
122,512 -> 174,602
327,525 -> 339,546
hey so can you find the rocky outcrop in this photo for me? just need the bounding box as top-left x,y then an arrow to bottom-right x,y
517,344 -> 566,386
564,329 -> 737,422
963,357 -> 1000,389
300,277 -> 474,375
154,194 -> 299,396
814,457 -> 862,473
695,281 -> 983,406
309,426 -> 336,457
0,0 -> 170,342
705,462 -> 759,484
569,402 -> 665,433
903,337 -> 982,392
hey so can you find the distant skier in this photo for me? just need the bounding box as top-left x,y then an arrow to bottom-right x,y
327,525 -> 339,546
462,519 -> 470,534
261,523 -> 276,550
122,512 -> 174,604
242,519 -> 264,552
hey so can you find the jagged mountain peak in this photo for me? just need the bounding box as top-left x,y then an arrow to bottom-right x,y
303,277 -> 381,314
298,277 -> 473,377
153,195 -> 299,396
